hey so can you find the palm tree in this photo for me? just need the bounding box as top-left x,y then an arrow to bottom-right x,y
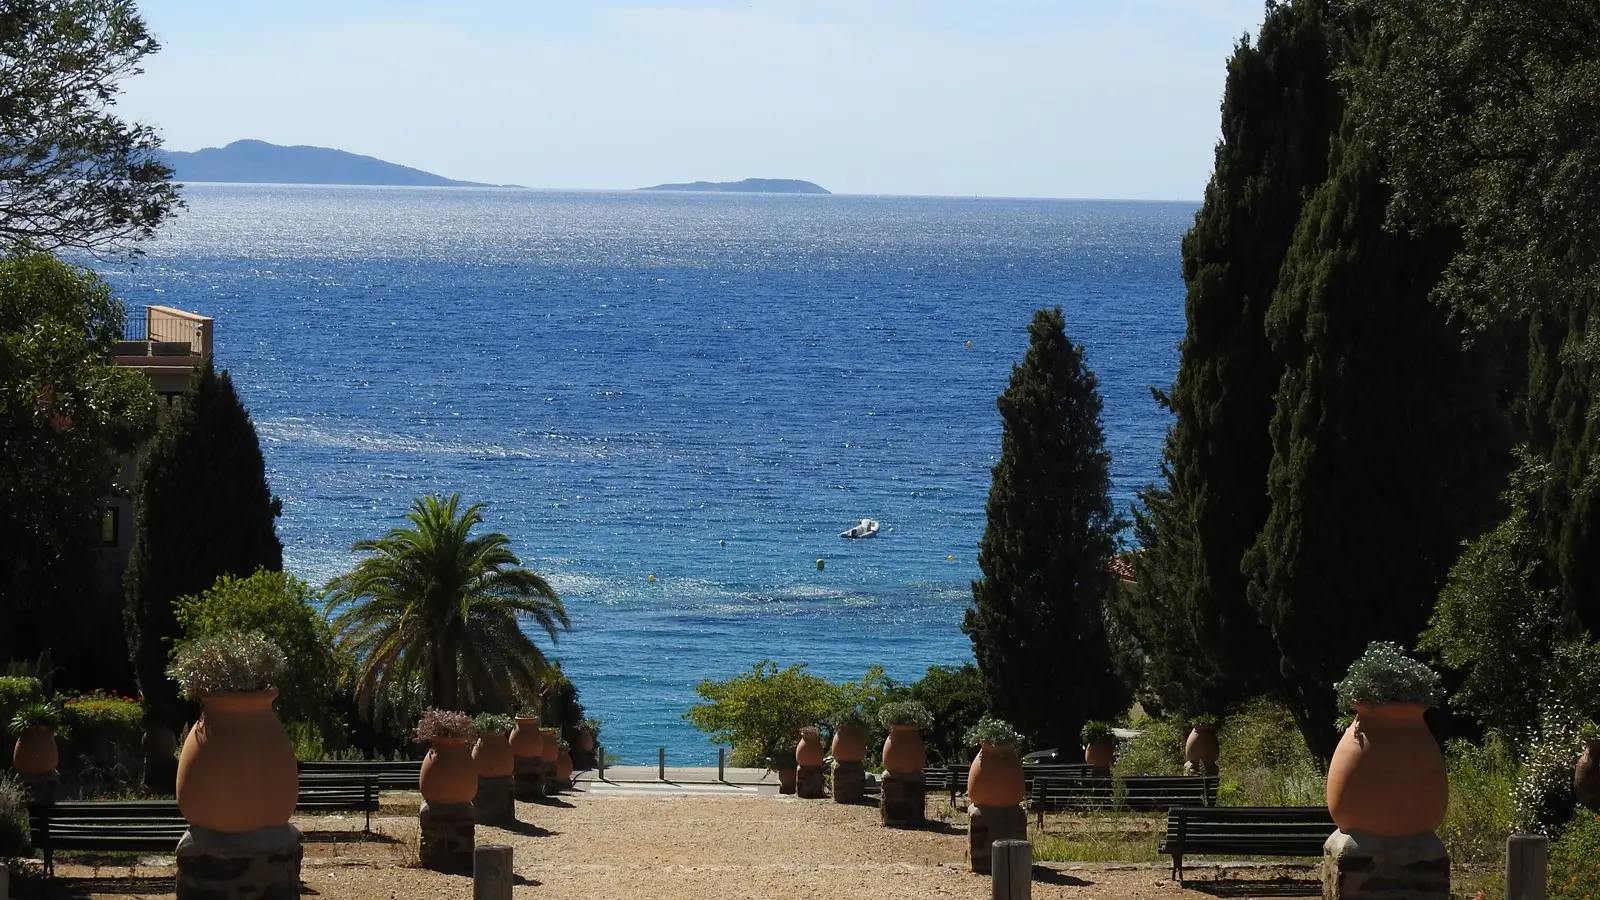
326,493 -> 570,717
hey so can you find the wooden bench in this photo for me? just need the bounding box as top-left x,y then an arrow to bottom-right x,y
298,759 -> 421,791
296,772 -> 381,830
1159,806 -> 1334,884
26,801 -> 188,875
1029,775 -> 1217,823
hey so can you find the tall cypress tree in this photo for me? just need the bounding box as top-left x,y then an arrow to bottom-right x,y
125,363 -> 283,720
1124,0 -> 1347,715
1243,120 -> 1508,765
963,307 -> 1129,753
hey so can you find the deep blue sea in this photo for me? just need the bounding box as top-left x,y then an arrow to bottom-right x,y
97,185 -> 1193,764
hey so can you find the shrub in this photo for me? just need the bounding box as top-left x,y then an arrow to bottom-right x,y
0,677 -> 40,737
1334,641 -> 1443,710
1215,697 -> 1324,806
877,700 -> 933,731
1513,707 -> 1582,835
8,701 -> 63,736
965,715 -> 1026,750
1440,735 -> 1516,865
580,717 -> 602,740
684,661 -> 839,767
416,709 -> 475,742
473,713 -> 515,735
1549,811 -> 1600,900
166,630 -> 287,699
1113,715 -> 1185,777
0,773 -> 29,858
1080,720 -> 1115,745
1190,714 -> 1219,727
61,690 -> 142,758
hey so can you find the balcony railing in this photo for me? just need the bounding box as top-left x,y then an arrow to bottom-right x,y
117,305 -> 212,359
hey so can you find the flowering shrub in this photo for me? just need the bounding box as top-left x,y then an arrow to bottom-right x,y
416,709 -> 475,742
167,630 -> 287,699
0,773 -> 29,858
471,713 -> 515,735
1334,642 -> 1443,710
62,690 -> 142,754
877,700 -> 933,731
965,715 -> 1026,750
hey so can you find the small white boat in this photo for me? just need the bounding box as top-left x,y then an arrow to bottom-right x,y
840,518 -> 880,539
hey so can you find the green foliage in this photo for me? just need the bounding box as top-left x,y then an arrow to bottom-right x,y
1189,714 -> 1218,727
176,570 -> 342,743
965,716 -> 1025,750
415,709 -> 475,742
61,691 -> 142,758
8,700 -> 62,736
964,306 -> 1130,752
1439,736 -> 1516,866
1,254 -> 155,692
326,493 -> 569,718
1513,708 -> 1585,836
126,363 -> 284,721
1079,720 -> 1114,746
538,662 -> 587,732
0,772 -> 28,858
907,663 -> 988,764
1550,812 -> 1600,900
0,676 -> 40,738
166,630 -> 286,700
1111,716 -> 1184,777
473,713 -> 514,734
684,661 -> 836,767
1334,642 -> 1443,710
1214,697 -> 1324,807
876,700 -> 932,732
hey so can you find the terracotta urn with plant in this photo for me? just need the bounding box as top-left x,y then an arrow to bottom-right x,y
1184,715 -> 1220,773
1573,723 -> 1600,811
831,712 -> 868,765
417,710 -> 479,805
556,736 -> 575,785
965,716 -> 1027,807
575,718 -> 598,753
510,712 -> 543,758
1081,720 -> 1115,770
771,745 -> 798,794
796,726 -> 826,768
538,727 -> 560,764
471,713 -> 516,779
1325,642 -> 1447,837
167,630 -> 298,833
9,702 -> 63,775
877,701 -> 933,775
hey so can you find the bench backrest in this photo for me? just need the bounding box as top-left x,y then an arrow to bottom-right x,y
1166,806 -> 1334,842
1032,774 -> 1218,811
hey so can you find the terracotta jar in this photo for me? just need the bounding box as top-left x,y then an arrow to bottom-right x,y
796,728 -> 826,767
1575,739 -> 1600,810
777,765 -> 797,794
1085,737 -> 1114,769
420,737 -> 478,805
1326,702 -> 1447,836
556,748 -> 574,783
474,730 -> 515,778
1184,724 -> 1219,767
538,727 -> 560,763
12,725 -> 58,774
575,728 -> 595,753
831,723 -> 867,764
882,724 -> 926,774
510,716 -> 542,758
141,722 -> 179,759
177,690 -> 297,833
967,743 -> 1025,807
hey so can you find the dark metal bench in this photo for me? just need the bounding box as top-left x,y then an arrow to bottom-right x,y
1159,805 -> 1333,884
26,801 -> 188,875
296,772 -> 381,831
1030,774 -> 1217,824
297,759 -> 420,792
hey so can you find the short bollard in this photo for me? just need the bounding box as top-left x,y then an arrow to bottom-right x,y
659,747 -> 666,781
474,844 -> 513,900
1506,835 -> 1548,900
991,839 -> 1031,900
2,859 -> 9,900
598,746 -> 607,780
718,748 -> 726,782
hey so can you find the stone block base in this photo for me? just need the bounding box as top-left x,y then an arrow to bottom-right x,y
475,775 -> 515,825
420,801 -> 475,873
513,756 -> 544,800
797,764 -> 826,799
832,761 -> 866,803
880,771 -> 925,827
541,760 -> 560,794
19,771 -> 57,805
1323,830 -> 1449,900
176,824 -> 303,900
969,804 -> 1027,874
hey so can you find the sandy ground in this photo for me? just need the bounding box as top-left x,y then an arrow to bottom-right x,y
32,788 -> 1322,900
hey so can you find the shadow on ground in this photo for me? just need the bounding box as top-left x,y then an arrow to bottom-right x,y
1032,867 -> 1093,886
1183,876 -> 1320,897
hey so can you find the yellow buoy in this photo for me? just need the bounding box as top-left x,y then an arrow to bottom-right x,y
719,539 -> 726,547
816,558 -> 825,571
965,340 -> 973,348
947,555 -> 955,562
648,574 -> 656,583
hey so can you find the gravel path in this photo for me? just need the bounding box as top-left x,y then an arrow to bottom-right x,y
44,790 -> 1320,899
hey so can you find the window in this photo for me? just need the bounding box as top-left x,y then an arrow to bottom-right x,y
101,505 -> 120,547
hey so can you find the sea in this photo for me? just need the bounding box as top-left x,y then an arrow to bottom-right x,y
96,185 -> 1194,764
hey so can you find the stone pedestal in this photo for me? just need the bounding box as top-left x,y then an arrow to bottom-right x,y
880,771 -> 925,827
832,761 -> 866,803
513,756 -> 544,800
540,760 -> 560,795
1323,830 -> 1449,900
20,771 -> 57,805
176,824 -> 303,900
969,804 -> 1028,874
475,775 -> 515,826
419,801 -> 475,873
797,764 -> 826,799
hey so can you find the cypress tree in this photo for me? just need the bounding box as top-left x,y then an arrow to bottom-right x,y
963,307 -> 1130,753
1243,120 -> 1508,765
125,363 -> 283,719
1125,0 -> 1347,715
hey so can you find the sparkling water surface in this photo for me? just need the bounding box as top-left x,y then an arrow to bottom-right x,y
99,185 -> 1192,763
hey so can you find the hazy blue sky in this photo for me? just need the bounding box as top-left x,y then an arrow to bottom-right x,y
121,1 -> 1267,200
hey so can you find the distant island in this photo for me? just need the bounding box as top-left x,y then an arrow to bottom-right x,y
159,140 -> 515,188
639,178 -> 830,195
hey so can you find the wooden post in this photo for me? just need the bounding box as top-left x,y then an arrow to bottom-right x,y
659,747 -> 666,780
1506,835 -> 1548,900
597,745 -> 606,779
719,747 -> 726,781
991,839 -> 1031,900
473,845 -> 513,900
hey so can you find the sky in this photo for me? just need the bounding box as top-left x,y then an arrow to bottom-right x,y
119,1 -> 1269,200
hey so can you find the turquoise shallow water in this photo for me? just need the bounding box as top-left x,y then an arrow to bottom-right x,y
98,186 -> 1192,763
